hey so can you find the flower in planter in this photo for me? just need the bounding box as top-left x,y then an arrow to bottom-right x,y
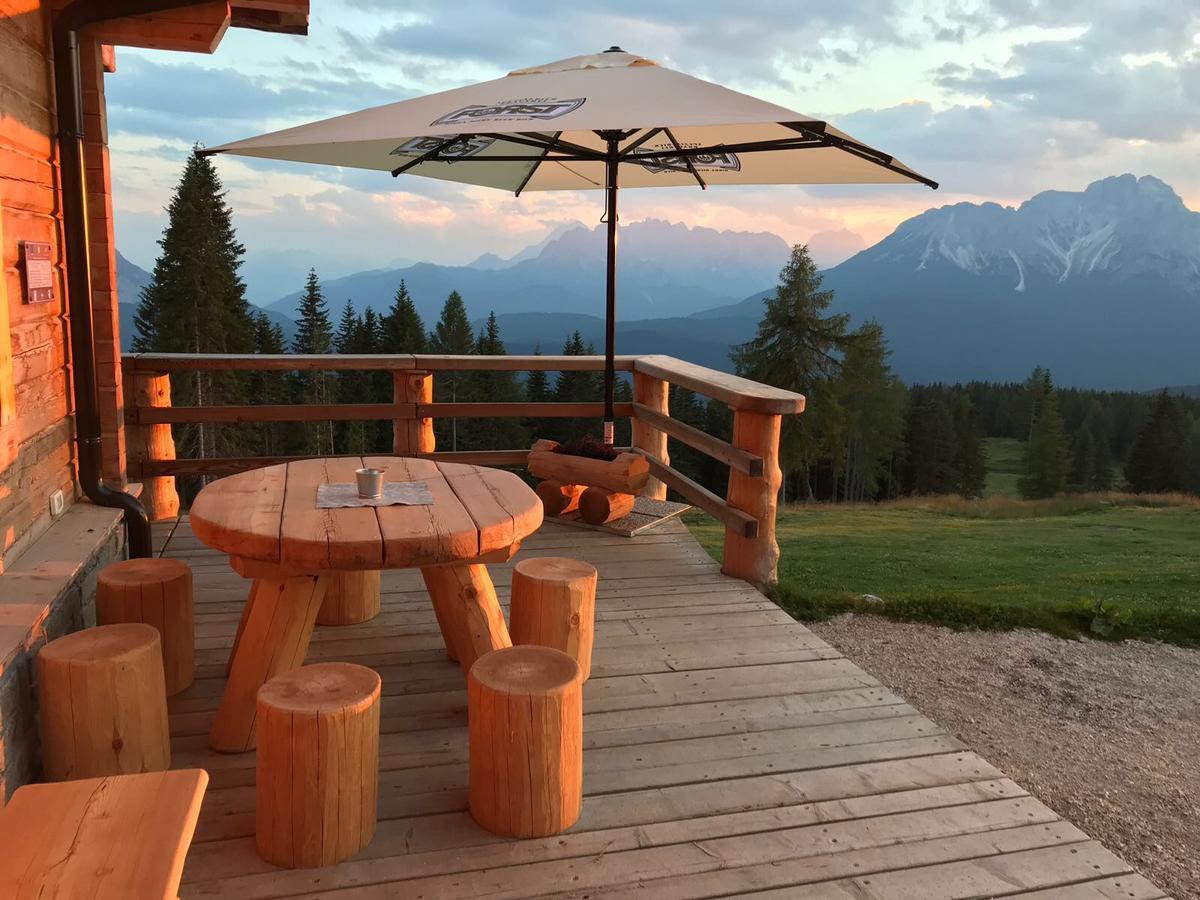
551,435 -> 619,462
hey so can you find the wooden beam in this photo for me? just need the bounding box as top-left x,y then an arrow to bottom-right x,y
230,0 -> 308,35
414,355 -> 636,372
83,2 -> 231,54
419,402 -> 633,419
125,354 -> 418,372
634,451 -> 758,539
136,449 -> 533,478
101,45 -> 116,72
632,402 -> 763,476
633,355 -> 805,415
422,450 -> 529,466
138,403 -> 414,425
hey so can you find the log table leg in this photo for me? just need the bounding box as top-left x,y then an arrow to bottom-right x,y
209,574 -> 328,753
317,570 -> 382,626
420,564 -> 511,672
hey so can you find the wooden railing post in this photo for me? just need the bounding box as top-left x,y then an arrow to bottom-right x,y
124,369 -> 180,521
393,370 -> 434,455
723,409 -> 782,588
631,372 -> 668,500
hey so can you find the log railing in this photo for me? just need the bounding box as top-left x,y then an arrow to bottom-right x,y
121,353 -> 804,587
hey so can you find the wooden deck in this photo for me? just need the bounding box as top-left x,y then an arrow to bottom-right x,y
158,516 -> 1166,899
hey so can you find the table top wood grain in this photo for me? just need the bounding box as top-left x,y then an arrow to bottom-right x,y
190,457 -> 542,572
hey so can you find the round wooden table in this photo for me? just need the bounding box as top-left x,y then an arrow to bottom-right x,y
190,456 -> 543,753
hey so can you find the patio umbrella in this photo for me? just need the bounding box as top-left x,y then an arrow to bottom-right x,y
203,47 -> 937,443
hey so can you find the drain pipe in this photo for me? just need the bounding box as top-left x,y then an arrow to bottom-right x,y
53,1 -> 201,557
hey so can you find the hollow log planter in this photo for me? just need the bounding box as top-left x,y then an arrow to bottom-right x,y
535,479 -> 585,517
528,440 -> 649,494
578,486 -> 635,525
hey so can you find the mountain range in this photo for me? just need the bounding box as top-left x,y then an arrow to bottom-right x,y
262,218 -> 793,325
118,174 -> 1199,390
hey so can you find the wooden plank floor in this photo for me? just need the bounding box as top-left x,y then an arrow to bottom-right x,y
157,516 -> 1167,899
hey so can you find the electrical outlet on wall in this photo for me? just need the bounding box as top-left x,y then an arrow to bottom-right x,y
49,489 -> 65,517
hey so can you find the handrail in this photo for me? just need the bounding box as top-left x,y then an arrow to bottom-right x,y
634,450 -> 759,538
124,353 -> 638,372
631,401 -> 763,476
633,355 -> 805,415
119,352 -> 803,587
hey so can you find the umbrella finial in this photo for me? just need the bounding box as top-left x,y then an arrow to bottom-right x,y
603,46 -> 625,53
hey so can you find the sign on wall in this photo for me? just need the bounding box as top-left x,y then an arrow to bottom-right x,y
21,241 -> 54,304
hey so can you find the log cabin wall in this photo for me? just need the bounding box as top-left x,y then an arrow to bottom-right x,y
0,1 -> 78,571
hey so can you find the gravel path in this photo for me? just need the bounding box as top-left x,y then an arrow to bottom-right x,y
810,615 -> 1200,899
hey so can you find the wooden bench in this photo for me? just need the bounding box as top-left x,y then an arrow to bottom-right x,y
0,769 -> 208,899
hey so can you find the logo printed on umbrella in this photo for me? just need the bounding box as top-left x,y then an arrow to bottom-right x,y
430,97 -> 586,126
630,147 -> 742,175
390,136 -> 496,159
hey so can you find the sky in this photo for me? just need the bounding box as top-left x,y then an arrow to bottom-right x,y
106,0 -> 1200,287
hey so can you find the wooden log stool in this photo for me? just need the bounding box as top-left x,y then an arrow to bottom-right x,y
37,624 -> 171,781
316,570 -> 382,626
468,646 -> 583,838
510,557 -> 598,681
97,557 -> 195,696
256,662 -> 381,868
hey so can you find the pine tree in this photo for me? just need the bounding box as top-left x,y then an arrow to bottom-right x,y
1185,423 -> 1200,496
900,388 -> 959,494
360,307 -> 391,451
1125,390 -> 1191,493
1068,429 -> 1097,493
289,269 -> 336,455
430,291 -> 476,450
332,300 -> 372,453
523,345 -> 553,444
380,280 -> 427,353
953,396 -> 987,499
462,311 -> 526,450
732,244 -> 851,499
132,148 -> 255,463
250,312 -> 288,456
553,332 -> 599,444
827,322 -> 906,502
1018,370 -> 1069,499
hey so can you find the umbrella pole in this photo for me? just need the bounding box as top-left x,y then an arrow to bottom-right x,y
603,139 -> 618,445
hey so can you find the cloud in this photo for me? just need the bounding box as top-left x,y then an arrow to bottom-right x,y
105,55 -> 412,144
938,40 -> 1200,143
105,0 -> 1200,274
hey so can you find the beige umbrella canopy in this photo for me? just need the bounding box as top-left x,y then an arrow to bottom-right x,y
204,47 -> 937,439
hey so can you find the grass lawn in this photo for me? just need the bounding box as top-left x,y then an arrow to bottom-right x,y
685,494 -> 1200,646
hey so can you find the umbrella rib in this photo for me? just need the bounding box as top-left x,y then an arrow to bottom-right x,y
390,134 -> 466,177
617,128 -> 664,157
781,122 -> 939,189
516,132 -> 605,158
514,130 -> 561,196
662,128 -> 706,190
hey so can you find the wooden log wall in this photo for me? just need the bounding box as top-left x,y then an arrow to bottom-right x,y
0,3 -> 78,570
